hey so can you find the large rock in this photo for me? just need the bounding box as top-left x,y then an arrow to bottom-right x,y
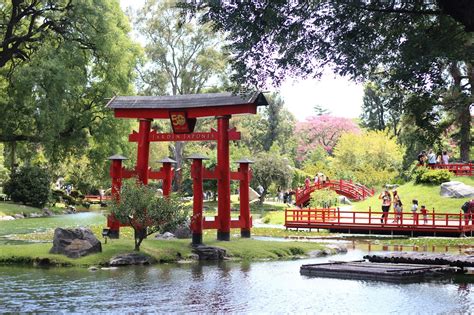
155,232 -> 176,240
109,252 -> 156,266
192,245 -> 227,260
50,227 -> 102,258
0,215 -> 15,221
440,181 -> 474,198
171,222 -> 192,239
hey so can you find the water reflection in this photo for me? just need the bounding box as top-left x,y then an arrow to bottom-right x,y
1,250 -> 473,313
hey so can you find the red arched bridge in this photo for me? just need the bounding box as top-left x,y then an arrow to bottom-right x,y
294,180 -> 374,208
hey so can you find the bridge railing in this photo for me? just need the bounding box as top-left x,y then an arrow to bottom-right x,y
425,163 -> 473,176
294,180 -> 374,205
285,208 -> 471,228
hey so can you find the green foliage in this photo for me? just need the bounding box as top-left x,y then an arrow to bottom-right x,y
291,168 -> 311,188
251,152 -> 293,201
110,180 -> 189,251
332,130 -> 404,187
413,167 -> 451,185
309,189 -> 339,208
4,165 -> 51,207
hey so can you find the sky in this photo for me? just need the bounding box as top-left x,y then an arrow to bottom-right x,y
119,0 -> 364,121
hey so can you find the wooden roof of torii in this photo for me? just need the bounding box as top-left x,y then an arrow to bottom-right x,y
106,91 -> 268,119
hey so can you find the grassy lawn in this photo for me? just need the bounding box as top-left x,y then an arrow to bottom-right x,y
0,235 -> 328,267
352,176 -> 474,214
384,237 -> 474,247
0,202 -> 47,217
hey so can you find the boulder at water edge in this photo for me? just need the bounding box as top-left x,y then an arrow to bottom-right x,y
109,252 -> 157,266
50,227 -> 102,258
192,245 -> 227,260
440,181 -> 474,198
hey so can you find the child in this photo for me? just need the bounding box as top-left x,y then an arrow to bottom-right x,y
394,200 -> 403,224
411,200 -> 418,225
420,205 -> 428,224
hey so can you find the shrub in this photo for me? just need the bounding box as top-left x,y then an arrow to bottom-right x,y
414,168 -> 451,185
309,189 -> 339,208
4,165 -> 51,207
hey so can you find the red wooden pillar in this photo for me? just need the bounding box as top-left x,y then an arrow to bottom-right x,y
107,154 -> 128,238
236,158 -> 253,238
158,157 -> 176,196
187,154 -> 208,245
136,119 -> 152,185
217,115 -> 231,241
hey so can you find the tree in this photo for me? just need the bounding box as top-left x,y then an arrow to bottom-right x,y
4,165 -> 51,207
183,1 -> 473,161
135,0 -> 228,191
313,104 -> 330,116
250,152 -> 292,202
295,115 -> 359,160
0,0 -> 140,186
0,0 -> 73,68
111,180 -> 188,251
332,130 -> 405,187
361,80 -> 404,137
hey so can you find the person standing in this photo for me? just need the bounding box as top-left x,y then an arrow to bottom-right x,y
379,189 -> 392,224
411,199 -> 419,225
427,149 -> 436,166
462,200 -> 474,225
392,190 -> 400,223
304,176 -> 311,190
442,151 -> 449,165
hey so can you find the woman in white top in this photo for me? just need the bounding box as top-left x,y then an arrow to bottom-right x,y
442,151 -> 449,164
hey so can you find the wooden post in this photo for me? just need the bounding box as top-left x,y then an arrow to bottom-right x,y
107,154 -> 128,239
216,115 -> 231,241
187,154 -> 208,246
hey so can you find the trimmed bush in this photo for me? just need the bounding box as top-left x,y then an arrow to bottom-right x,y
414,167 -> 451,185
4,165 -> 51,207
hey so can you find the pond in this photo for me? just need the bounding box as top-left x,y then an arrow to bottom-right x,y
1,250 -> 473,313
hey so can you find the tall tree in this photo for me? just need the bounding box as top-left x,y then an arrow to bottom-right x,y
135,0 -> 228,191
361,79 -> 404,137
0,0 -> 140,183
0,0 -> 73,68
183,1 -> 473,161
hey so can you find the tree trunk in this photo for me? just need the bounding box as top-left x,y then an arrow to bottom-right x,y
172,141 -> 184,192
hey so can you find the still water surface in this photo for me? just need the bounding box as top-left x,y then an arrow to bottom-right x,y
1,250 -> 473,313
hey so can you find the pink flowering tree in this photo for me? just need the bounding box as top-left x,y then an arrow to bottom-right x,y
296,115 -> 360,160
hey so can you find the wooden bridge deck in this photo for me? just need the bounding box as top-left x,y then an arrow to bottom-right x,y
285,208 -> 474,237
300,261 -> 457,282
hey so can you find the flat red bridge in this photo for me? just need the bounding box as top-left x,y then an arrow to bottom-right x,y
427,163 -> 473,176
285,208 -> 474,237
294,180 -> 374,207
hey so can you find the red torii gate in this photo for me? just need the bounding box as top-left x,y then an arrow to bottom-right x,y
106,92 -> 268,244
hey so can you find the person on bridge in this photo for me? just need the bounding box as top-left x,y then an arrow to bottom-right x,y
305,177 -> 311,190
392,190 -> 401,223
379,189 -> 392,224
462,200 -> 474,225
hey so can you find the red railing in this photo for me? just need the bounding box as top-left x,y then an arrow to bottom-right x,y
294,180 -> 375,207
285,208 -> 472,231
426,163 -> 473,176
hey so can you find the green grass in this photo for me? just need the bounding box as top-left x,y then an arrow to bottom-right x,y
0,235 -> 328,267
352,176 -> 474,214
252,227 -> 330,238
384,237 -> 474,247
0,202 -> 47,217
